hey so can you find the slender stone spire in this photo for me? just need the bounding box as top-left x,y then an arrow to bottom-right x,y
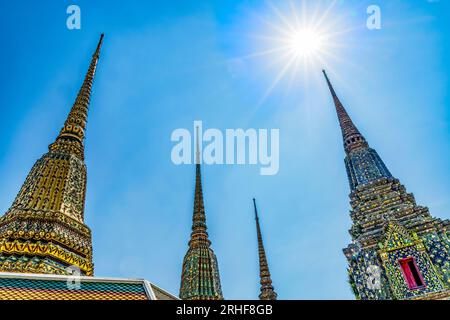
322,70 -> 368,154
0,35 -> 104,276
322,70 -> 392,190
179,128 -> 223,300
50,34 -> 104,160
253,198 -> 277,300
190,126 -> 209,246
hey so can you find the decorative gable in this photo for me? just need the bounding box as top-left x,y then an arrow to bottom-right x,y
378,221 -> 418,252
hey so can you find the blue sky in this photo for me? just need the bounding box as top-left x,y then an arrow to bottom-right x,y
0,0 -> 449,299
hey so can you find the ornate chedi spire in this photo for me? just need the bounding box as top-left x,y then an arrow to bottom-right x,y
253,199 -> 277,300
50,34 -> 104,160
323,70 -> 392,191
323,70 -> 450,300
179,127 -> 223,300
0,35 -> 104,276
322,70 -> 369,154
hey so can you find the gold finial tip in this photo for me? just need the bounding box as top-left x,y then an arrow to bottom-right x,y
96,34 -> 104,49
93,34 -> 104,57
253,198 -> 258,219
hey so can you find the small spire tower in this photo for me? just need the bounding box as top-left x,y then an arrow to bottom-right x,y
179,127 -> 223,300
253,199 -> 277,300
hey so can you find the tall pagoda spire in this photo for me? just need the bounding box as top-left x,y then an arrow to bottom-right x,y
322,70 -> 392,191
50,34 -> 104,160
322,70 -> 368,154
322,70 -> 450,300
179,127 -> 223,300
190,126 -> 209,245
0,35 -> 104,276
253,198 -> 277,300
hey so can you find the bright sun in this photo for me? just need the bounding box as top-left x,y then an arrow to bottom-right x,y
240,0 -> 349,103
287,29 -> 324,57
